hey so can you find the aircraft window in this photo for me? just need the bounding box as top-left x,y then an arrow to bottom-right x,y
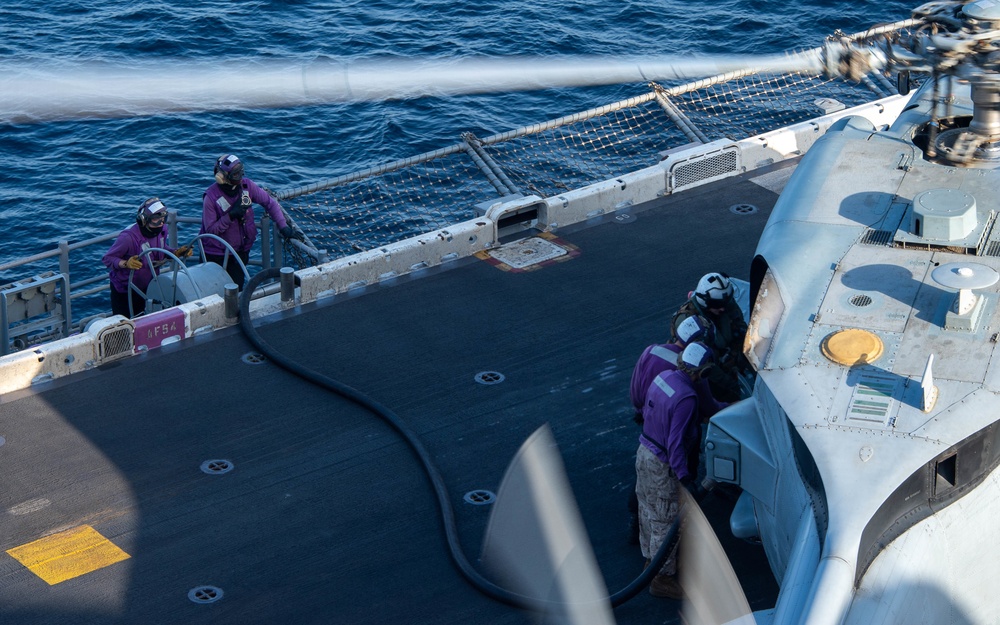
745,267 -> 784,370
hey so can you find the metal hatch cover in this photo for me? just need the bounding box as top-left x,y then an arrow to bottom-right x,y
477,233 -> 580,272
821,328 -> 884,366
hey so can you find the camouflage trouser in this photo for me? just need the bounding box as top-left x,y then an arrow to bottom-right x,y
635,444 -> 681,576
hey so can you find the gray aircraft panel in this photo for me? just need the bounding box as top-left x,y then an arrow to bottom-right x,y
818,246 -> 929,335
769,117 -> 907,230
894,251 -> 1000,381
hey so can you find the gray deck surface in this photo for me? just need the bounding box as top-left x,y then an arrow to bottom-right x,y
0,163 -> 789,624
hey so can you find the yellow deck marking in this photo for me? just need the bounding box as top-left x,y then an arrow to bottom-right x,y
6,525 -> 130,585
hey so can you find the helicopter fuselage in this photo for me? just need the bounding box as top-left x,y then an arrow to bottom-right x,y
707,72 -> 1000,624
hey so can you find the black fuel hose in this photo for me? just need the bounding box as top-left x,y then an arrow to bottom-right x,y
238,269 -> 678,611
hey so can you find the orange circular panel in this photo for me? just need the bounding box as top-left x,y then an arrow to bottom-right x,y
821,329 -> 883,366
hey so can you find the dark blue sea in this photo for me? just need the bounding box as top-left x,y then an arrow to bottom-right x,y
0,0 -> 914,319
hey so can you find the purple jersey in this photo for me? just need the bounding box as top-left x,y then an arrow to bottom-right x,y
630,343 -> 727,419
630,343 -> 681,415
200,178 -> 288,255
102,224 -> 169,292
639,370 -> 701,480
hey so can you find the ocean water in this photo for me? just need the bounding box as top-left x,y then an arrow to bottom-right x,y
0,0 -> 915,318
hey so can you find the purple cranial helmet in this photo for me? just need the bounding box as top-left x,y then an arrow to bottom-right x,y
214,154 -> 245,185
136,197 -> 167,230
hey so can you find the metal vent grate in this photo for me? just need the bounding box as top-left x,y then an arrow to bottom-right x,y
671,149 -> 738,190
983,240 -> 1000,257
860,229 -> 895,246
98,326 -> 134,361
978,210 -> 1000,256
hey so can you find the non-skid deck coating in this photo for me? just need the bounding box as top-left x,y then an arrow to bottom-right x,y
0,163 -> 790,624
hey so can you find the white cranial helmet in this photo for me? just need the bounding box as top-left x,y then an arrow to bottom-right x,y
675,315 -> 709,345
693,272 -> 734,309
679,341 -> 714,374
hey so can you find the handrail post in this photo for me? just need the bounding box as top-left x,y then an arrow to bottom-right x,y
57,240 -> 72,332
167,209 -> 179,247
260,214 -> 271,271
1,291 -> 10,356
272,221 -> 284,270
59,273 -> 71,340
58,240 -> 70,279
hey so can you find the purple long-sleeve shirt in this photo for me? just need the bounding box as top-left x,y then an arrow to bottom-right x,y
200,178 -> 288,255
630,342 -> 727,419
639,370 -> 702,480
102,224 -> 169,292
630,343 -> 681,414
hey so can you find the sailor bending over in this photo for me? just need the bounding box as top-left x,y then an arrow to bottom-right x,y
635,342 -> 721,599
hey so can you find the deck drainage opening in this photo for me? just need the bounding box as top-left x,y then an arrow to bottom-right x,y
188,586 -> 224,604
242,352 -> 267,365
850,294 -> 874,307
475,371 -> 505,385
200,459 -> 234,475
464,490 -> 496,505
729,203 -> 759,215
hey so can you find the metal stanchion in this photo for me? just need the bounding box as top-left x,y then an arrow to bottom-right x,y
224,283 -> 239,319
280,267 -> 295,302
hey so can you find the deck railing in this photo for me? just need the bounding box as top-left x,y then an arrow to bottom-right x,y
1,40 -> 911,355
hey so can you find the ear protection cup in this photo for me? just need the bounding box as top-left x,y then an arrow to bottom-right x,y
214,154 -> 227,185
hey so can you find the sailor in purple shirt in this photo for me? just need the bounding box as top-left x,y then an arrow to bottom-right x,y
634,342 -> 721,599
629,315 -> 714,421
200,154 -> 296,289
102,197 -> 191,318
625,315 -> 728,547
